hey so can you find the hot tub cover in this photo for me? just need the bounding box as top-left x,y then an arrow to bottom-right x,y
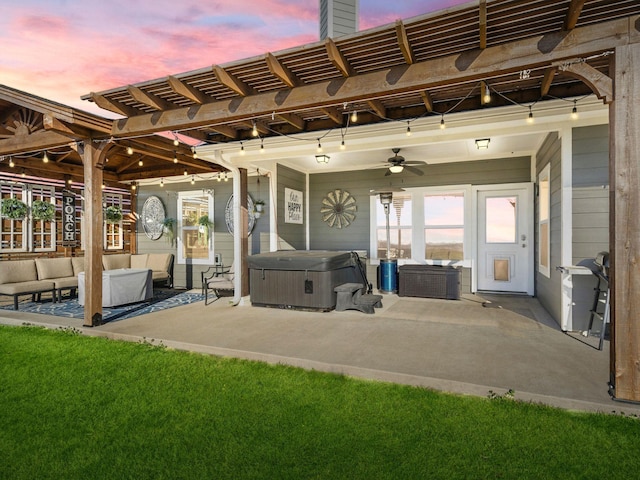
247,250 -> 356,271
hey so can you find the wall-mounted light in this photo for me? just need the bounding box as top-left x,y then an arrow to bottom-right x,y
315,154 -> 330,164
475,138 -> 491,150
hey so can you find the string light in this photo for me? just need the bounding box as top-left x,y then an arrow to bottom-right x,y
252,121 -> 258,137
191,147 -> 197,159
317,139 -> 323,153
173,151 -> 178,163
350,110 -> 358,123
340,138 -> 346,150
160,178 -> 164,187
260,138 -> 265,153
173,134 -> 180,147
217,172 -> 222,182
184,169 -> 188,176
527,105 -> 534,124
9,157 -> 14,168
127,144 -> 133,155
42,152 -> 49,163
240,142 -> 245,155
131,182 -> 136,191
224,172 -> 229,182
483,82 -> 491,103
571,100 -> 578,120
440,115 -> 446,129
190,175 -> 195,185
406,122 -> 411,136
138,159 -> 143,166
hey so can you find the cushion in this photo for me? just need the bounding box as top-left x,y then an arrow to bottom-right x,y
53,277 -> 79,289
102,254 -> 131,270
0,280 -> 55,295
130,254 -> 149,269
72,257 -> 85,275
36,258 -> 74,280
0,260 -> 38,285
146,253 -> 171,272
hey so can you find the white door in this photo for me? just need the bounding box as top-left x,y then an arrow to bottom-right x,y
477,184 -> 533,294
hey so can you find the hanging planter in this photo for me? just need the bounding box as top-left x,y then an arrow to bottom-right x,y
254,199 -> 265,219
197,215 -> 213,245
1,198 -> 29,220
31,199 -> 56,221
104,205 -> 123,224
162,217 -> 177,247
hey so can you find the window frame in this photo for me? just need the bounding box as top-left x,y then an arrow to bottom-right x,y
538,163 -> 551,277
177,190 -> 215,265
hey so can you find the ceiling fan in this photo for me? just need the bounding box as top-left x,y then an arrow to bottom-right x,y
384,148 -> 426,176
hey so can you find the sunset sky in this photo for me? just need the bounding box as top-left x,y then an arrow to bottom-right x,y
1,0 -> 469,115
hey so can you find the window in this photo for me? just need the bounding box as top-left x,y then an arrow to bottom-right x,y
424,193 -> 464,260
177,190 -> 215,265
0,183 -> 27,252
375,193 -> 412,259
103,193 -> 123,250
30,186 -> 56,252
538,164 -> 550,277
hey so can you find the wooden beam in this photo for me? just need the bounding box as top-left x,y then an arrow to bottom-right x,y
564,0 -> 586,31
276,112 -> 305,130
395,20 -> 415,65
88,92 -> 138,117
540,67 -> 557,96
321,107 -> 344,124
43,114 -> 92,138
479,0 -> 487,49
367,99 -> 386,118
207,124 -> 237,139
111,17 -> 634,137
325,38 -> 354,77
239,168 -> 249,297
0,130 -> 78,155
610,42 -> 640,403
265,52 -> 300,88
167,75 -> 210,104
0,157 -> 118,182
420,91 -> 434,112
554,59 -> 613,103
127,85 -> 174,111
213,65 -> 255,96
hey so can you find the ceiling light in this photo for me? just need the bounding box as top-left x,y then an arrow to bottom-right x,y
475,138 -> 490,150
389,165 -> 404,173
315,154 -> 330,164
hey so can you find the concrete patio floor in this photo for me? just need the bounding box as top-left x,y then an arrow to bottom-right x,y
2,291 -> 639,416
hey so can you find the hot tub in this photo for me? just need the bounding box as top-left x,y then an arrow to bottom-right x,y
247,250 -> 365,311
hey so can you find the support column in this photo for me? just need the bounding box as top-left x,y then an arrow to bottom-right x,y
81,140 -> 105,327
239,168 -> 250,296
610,43 -> 640,402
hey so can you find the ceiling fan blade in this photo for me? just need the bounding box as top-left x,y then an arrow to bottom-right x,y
404,161 -> 427,166
384,168 -> 392,176
404,165 -> 424,176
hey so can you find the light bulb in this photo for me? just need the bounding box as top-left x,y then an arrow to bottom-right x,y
131,183 -> 136,191
217,173 -> 222,182
340,139 -> 346,150
138,159 -> 143,166
440,116 -> 446,129
190,175 -> 195,185
260,140 -> 265,154
317,139 -> 323,153
127,145 -> 133,155
173,137 -> 179,147
184,169 -> 188,176
483,84 -> 491,103
173,152 -> 178,163
350,110 -> 358,123
240,143 -> 245,155
406,124 -> 411,136
224,172 -> 228,182
571,102 -> 578,120
42,152 -> 49,163
527,107 -> 534,124
9,158 -> 14,168
160,178 -> 164,187
251,121 -> 258,137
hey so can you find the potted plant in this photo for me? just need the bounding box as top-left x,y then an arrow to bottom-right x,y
162,217 -> 177,247
1,197 -> 29,220
254,199 -> 265,219
31,199 -> 56,221
197,215 -> 213,245
104,205 -> 123,224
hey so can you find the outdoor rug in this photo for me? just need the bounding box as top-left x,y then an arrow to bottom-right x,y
0,289 -> 204,323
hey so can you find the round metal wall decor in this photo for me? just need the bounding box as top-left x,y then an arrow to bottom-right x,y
141,196 -> 165,240
321,189 -> 356,228
224,194 -> 256,235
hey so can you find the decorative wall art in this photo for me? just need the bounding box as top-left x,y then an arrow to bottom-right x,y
224,194 -> 256,235
321,189 -> 356,228
141,196 -> 165,240
284,188 -> 303,224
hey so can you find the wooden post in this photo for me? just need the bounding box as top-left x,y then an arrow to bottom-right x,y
609,43 -> 640,402
81,140 -> 105,327
239,168 -> 250,296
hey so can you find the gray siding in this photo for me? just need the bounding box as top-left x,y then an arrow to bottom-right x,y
570,125 -> 609,331
277,165 -> 306,250
320,0 -> 357,39
136,176 -> 269,289
535,132 -> 563,324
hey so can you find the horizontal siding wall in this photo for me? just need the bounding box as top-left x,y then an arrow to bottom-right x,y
535,132 -> 562,325
277,165 -> 306,250
136,175 -> 269,289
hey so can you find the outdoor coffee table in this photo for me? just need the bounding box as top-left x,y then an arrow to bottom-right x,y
78,268 -> 153,307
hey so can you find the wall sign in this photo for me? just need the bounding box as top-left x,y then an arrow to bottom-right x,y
284,188 -> 303,224
62,192 -> 76,245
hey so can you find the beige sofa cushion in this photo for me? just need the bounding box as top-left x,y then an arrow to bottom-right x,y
0,279 -> 55,294
130,254 -> 148,269
36,257 -> 74,280
0,260 -> 38,285
102,253 -> 131,270
72,257 -> 85,275
146,253 -> 171,273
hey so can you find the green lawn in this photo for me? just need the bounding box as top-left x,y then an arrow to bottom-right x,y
1,325 -> 638,479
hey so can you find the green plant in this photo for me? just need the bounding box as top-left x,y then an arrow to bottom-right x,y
1,197 -> 28,220
31,199 -> 56,221
162,217 -> 177,247
197,215 -> 213,245
104,205 -> 123,223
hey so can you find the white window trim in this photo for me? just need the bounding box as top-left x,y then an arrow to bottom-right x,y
177,190 -> 216,265
538,163 -> 551,278
29,185 -> 56,253
369,185 -> 472,267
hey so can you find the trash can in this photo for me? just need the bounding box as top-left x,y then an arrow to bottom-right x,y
379,258 -> 398,293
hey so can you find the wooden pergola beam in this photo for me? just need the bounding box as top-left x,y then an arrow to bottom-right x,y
206,124 -> 237,139
265,53 -> 300,88
0,130 -> 79,155
367,99 -> 386,118
43,115 -> 93,139
321,106 -> 344,124
276,112 -> 305,130
127,85 -> 174,111
167,75 -> 210,104
111,17 -> 633,137
540,67 -> 557,97
479,0 -> 487,49
395,20 -> 415,65
88,92 -> 138,117
420,91 -> 434,112
325,38 -> 354,77
564,0 -> 586,31
213,65 -> 255,96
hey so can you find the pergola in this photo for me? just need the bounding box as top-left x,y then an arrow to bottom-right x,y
1,0 -> 639,401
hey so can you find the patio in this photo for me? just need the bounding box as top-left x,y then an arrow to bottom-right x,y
2,292 -> 638,416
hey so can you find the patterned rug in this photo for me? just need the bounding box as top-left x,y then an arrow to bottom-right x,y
0,289 -> 204,323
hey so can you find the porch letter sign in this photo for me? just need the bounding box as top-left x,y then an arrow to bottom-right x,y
62,192 -> 76,245
284,188 -> 303,224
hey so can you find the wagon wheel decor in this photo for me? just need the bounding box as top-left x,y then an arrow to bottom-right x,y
321,189 -> 356,228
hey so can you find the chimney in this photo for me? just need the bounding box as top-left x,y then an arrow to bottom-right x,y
319,0 -> 359,40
